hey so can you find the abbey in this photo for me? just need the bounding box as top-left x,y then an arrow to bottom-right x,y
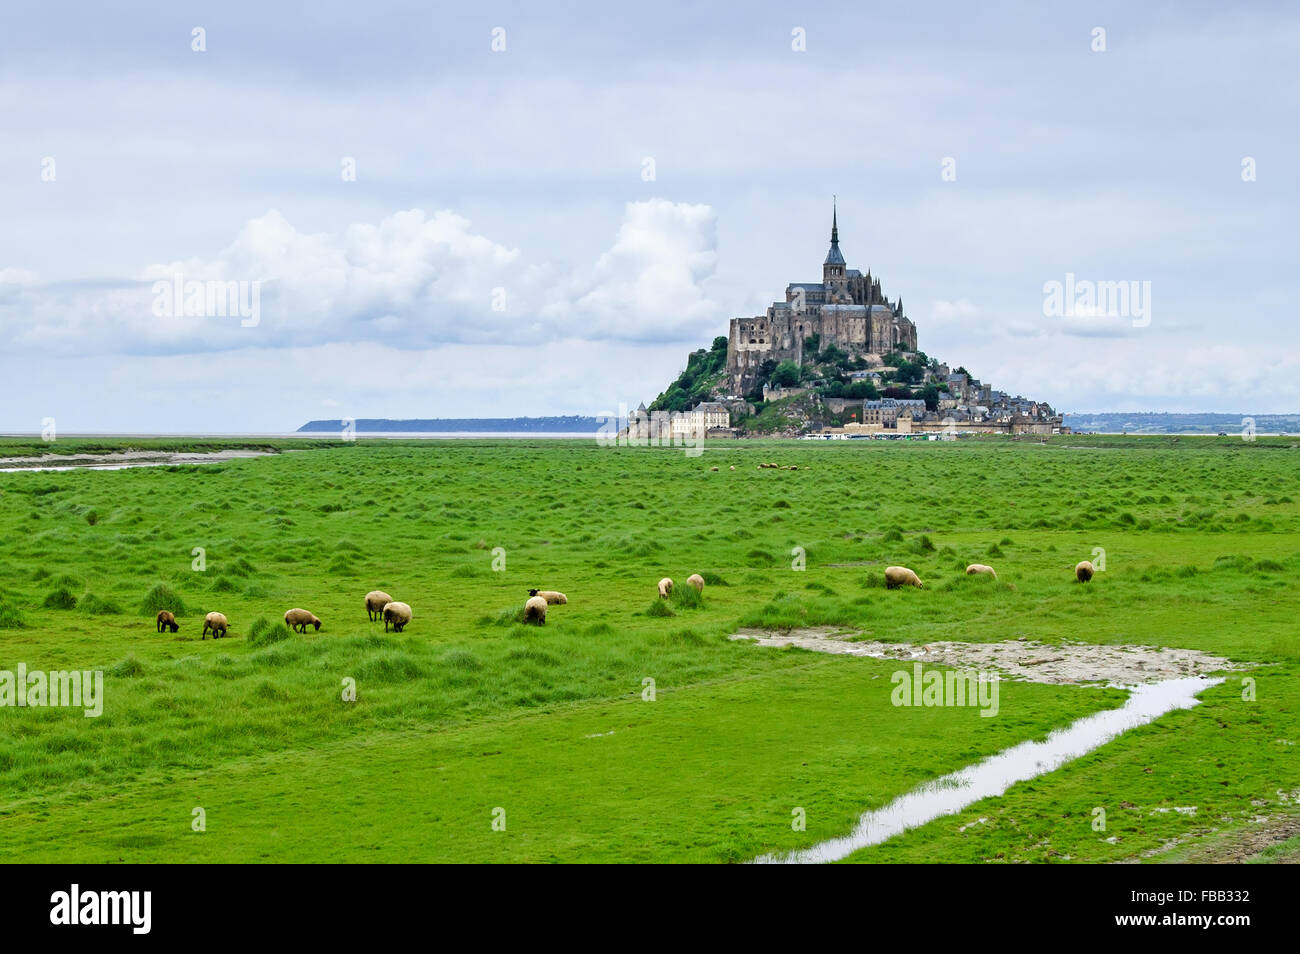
725,203 -> 918,394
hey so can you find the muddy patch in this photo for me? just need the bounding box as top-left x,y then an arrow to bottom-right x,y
730,628 -> 1244,686
0,449 -> 274,472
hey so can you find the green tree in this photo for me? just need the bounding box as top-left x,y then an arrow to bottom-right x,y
771,360 -> 801,388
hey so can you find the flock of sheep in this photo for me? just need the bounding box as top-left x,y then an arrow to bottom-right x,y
150,559 -> 1095,640
151,585 -> 586,639
153,589 -> 412,640
883,560 -> 1097,588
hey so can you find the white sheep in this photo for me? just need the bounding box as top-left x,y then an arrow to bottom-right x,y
284,608 -> 322,633
529,589 -> 567,605
885,566 -> 924,589
202,611 -> 228,639
365,590 -> 394,622
686,574 -> 705,593
1075,561 -> 1095,583
382,601 -> 412,632
965,564 -> 997,579
658,577 -> 673,598
523,595 -> 548,625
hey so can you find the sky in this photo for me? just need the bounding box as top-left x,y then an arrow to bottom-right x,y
1,0 -> 1297,432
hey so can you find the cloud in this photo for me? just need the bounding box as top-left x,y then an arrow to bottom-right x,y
0,200 -> 723,356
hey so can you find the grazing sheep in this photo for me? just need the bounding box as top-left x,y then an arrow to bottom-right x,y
710,466 -> 719,472
966,564 -> 997,579
156,610 -> 179,634
686,573 -> 705,593
658,577 -> 673,598
202,611 -> 228,639
523,595 -> 548,625
1075,560 -> 1095,583
365,590 -> 394,622
729,465 -> 735,471
284,608 -> 322,633
885,566 -> 924,590
382,601 -> 412,633
528,589 -> 567,605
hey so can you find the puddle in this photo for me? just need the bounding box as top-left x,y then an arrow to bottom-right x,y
754,676 -> 1222,864
730,629 -> 1241,686
0,450 -> 273,472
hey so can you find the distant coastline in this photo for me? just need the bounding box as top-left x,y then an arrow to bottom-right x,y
297,416 -> 602,435
1062,412 -> 1300,435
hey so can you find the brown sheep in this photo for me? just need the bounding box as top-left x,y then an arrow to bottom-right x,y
202,611 -> 228,639
686,573 -> 705,593
523,595 -> 548,625
156,610 -> 179,634
528,589 -> 567,605
657,577 -> 673,598
382,601 -> 412,633
965,564 -> 997,579
284,608 -> 322,633
1075,560 -> 1095,583
365,590 -> 394,622
885,566 -> 924,590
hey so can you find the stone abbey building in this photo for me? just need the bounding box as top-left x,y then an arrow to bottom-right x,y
725,204 -> 918,394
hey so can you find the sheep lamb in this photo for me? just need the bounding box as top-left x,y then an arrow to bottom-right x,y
202,612 -> 229,639
284,608 -> 322,633
885,566 -> 924,589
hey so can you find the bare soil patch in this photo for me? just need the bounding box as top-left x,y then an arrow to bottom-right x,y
730,628 -> 1246,686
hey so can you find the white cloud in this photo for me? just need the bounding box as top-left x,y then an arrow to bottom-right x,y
0,200 -> 723,356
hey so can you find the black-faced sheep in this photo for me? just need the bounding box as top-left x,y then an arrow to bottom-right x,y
965,564 -> 997,579
528,589 -> 567,605
284,608 -> 322,633
686,574 -> 705,593
202,611 -> 228,639
382,601 -> 412,633
365,590 -> 394,622
156,610 -> 179,634
885,566 -> 924,589
523,595 -> 548,625
1075,560 -> 1095,583
658,577 -> 673,598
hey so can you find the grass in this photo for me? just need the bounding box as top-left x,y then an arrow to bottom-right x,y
0,434 -> 1297,863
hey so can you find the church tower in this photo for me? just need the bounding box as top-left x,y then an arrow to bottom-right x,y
822,199 -> 848,302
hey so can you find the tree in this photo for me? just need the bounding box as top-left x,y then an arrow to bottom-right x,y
711,335 -> 728,353
771,360 -> 801,388
922,383 -> 941,412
